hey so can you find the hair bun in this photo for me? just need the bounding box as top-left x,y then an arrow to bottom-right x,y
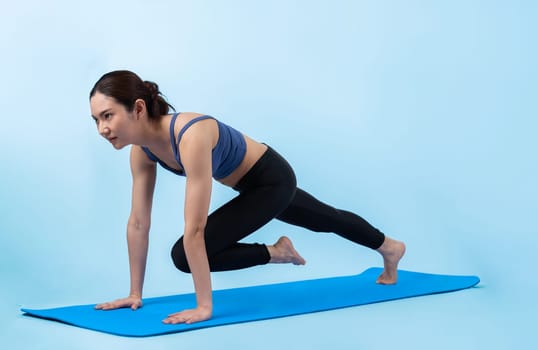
144,80 -> 160,100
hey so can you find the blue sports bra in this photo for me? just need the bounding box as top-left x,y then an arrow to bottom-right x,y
141,113 -> 247,180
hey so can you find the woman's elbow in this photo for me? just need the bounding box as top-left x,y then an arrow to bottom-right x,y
184,223 -> 206,238
128,216 -> 151,232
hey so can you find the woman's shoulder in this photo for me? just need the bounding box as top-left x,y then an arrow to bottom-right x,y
130,145 -> 157,168
177,111 -> 212,119
174,112 -> 218,135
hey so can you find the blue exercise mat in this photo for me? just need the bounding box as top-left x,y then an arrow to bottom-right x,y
21,268 -> 479,337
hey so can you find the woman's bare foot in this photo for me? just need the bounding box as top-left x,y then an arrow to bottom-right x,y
376,237 -> 406,284
268,236 -> 306,265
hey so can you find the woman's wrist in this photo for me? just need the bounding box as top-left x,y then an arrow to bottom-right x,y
197,303 -> 213,317
198,303 -> 212,310
129,292 -> 142,298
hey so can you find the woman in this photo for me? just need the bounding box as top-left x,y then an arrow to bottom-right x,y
90,70 -> 406,325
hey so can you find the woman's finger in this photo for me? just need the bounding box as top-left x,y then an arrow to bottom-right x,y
96,301 -> 121,310
131,301 -> 142,310
167,311 -> 184,317
95,297 -> 142,311
163,315 -> 185,324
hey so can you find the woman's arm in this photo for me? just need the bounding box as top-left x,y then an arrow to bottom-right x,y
96,146 -> 156,311
127,146 -> 156,298
163,120 -> 214,324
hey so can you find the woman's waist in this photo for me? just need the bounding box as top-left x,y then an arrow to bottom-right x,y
230,141 -> 296,192
217,136 -> 268,188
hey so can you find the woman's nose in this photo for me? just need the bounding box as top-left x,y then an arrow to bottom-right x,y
99,123 -> 110,137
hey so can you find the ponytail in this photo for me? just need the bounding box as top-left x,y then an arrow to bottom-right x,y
143,80 -> 175,120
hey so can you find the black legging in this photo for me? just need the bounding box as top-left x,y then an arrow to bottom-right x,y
171,145 -> 386,272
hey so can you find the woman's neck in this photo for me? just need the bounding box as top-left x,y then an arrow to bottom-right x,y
138,114 -> 172,150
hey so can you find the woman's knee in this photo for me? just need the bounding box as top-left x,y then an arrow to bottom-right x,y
170,239 -> 191,273
280,181 -> 297,209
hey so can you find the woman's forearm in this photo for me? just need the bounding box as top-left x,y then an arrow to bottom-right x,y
127,221 -> 150,297
183,229 -> 212,310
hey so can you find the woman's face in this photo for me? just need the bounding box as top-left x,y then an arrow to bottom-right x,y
90,92 -> 136,150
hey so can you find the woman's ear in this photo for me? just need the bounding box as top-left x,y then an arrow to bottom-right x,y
133,98 -> 147,119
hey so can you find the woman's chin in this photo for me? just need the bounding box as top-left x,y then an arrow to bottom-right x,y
112,142 -> 127,150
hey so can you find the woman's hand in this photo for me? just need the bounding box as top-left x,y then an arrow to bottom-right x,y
163,305 -> 212,324
95,295 -> 143,311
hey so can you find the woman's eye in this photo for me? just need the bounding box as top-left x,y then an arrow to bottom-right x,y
104,113 -> 112,120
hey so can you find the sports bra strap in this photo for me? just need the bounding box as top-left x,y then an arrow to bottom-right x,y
141,146 -> 158,162
169,113 -> 180,164
177,115 -> 215,141
170,114 -> 215,168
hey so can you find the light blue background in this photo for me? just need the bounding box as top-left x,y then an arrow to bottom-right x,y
1,0 -> 536,348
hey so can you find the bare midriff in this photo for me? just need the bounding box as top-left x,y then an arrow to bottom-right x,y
217,135 -> 268,188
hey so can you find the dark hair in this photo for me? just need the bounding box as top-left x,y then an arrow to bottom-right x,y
89,70 -> 175,120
